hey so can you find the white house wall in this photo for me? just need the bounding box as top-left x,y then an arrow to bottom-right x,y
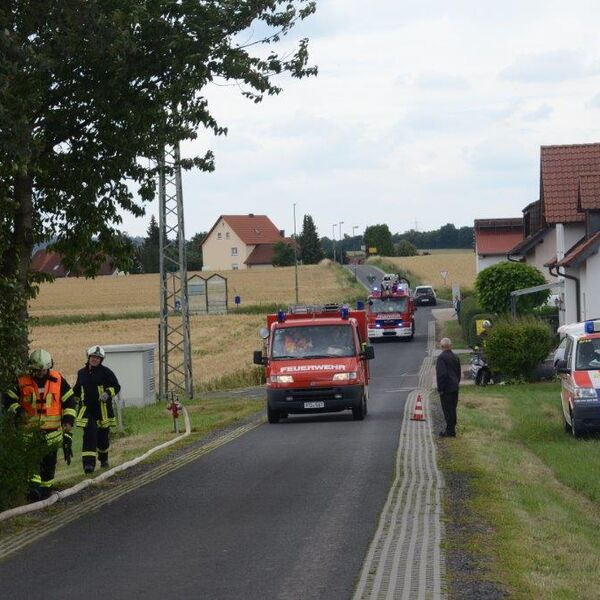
579,252 -> 600,321
476,254 -> 505,272
202,219 -> 250,271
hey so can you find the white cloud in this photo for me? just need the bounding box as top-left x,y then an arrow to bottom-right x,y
121,1 -> 600,237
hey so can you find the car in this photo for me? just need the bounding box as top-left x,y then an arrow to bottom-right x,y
555,319 -> 600,437
414,285 -> 437,306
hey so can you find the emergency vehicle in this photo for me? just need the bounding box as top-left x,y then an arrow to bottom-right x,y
556,319 -> 600,437
366,280 -> 416,340
253,304 -> 374,423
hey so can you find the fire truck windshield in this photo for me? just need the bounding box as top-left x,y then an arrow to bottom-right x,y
369,297 -> 408,313
272,325 -> 355,359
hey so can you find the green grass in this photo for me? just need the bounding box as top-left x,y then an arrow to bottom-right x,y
33,311 -> 160,326
439,318 -> 467,349
440,383 -> 600,598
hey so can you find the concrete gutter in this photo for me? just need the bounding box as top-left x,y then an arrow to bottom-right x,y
0,407 -> 191,522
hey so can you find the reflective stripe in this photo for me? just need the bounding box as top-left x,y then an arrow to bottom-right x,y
100,401 -> 108,423
76,406 -> 88,427
8,402 -> 20,413
6,390 -> 19,400
41,415 -> 62,430
82,451 -> 97,458
45,430 -> 63,445
45,392 -> 54,408
63,408 -> 77,418
62,389 -> 74,402
31,475 -> 42,484
40,479 -> 54,488
107,387 -> 116,397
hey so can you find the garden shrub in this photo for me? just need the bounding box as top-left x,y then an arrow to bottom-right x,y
484,317 -> 554,381
475,261 -> 548,314
0,414 -> 46,511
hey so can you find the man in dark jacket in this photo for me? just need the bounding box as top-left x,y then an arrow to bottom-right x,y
74,345 -> 121,473
436,337 -> 462,437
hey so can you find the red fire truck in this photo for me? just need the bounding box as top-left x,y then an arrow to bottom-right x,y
253,305 -> 375,423
366,281 -> 416,340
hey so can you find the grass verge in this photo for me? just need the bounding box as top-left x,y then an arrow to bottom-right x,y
438,318 -> 468,349
440,383 -> 600,599
51,393 -> 264,491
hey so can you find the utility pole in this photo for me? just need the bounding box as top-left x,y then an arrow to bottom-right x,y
158,143 -> 193,402
338,221 -> 344,264
293,203 -> 299,304
332,223 -> 337,263
352,225 -> 359,249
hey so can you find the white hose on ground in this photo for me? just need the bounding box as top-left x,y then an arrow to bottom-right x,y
0,406 -> 191,523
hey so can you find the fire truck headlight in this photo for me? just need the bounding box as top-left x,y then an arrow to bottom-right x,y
333,372 -> 357,381
271,375 -> 294,383
574,387 -> 598,401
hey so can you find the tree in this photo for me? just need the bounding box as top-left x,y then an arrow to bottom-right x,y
298,215 -> 323,264
364,225 -> 395,256
186,232 -> 206,272
0,1 -> 317,387
272,242 -> 295,267
475,261 -> 548,314
396,239 -> 418,256
138,215 -> 161,274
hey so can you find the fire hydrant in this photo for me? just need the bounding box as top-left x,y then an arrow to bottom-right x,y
166,394 -> 183,433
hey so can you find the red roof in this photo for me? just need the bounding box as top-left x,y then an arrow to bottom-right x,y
475,230 -> 523,256
30,249 -> 117,277
557,231 -> 600,267
578,173 -> 600,210
31,250 -> 68,277
202,214 -> 284,248
245,244 -> 277,265
541,143 -> 600,223
474,218 -> 523,230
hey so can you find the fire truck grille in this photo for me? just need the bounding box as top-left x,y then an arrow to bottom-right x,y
287,388 -> 339,401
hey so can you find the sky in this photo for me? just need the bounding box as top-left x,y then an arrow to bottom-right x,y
121,0 -> 600,240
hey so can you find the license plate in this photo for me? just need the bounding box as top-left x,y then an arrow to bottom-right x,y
304,401 -> 325,409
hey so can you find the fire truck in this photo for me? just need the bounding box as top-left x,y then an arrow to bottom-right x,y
366,279 -> 416,340
253,304 -> 375,423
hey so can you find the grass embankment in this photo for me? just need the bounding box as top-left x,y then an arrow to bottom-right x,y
443,383 -> 600,598
438,318 -> 468,350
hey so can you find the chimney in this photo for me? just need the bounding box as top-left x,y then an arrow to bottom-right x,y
279,229 -> 285,237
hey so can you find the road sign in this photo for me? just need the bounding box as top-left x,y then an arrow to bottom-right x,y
440,270 -> 449,284
369,247 -> 377,254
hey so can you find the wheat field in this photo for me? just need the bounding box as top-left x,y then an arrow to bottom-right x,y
371,251 -> 476,290
29,263 -> 355,316
29,262 -> 359,387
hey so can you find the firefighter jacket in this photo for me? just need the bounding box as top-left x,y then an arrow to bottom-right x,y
2,371 -> 76,443
74,363 -> 121,429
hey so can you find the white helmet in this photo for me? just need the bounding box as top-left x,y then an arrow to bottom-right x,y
87,345 -> 106,360
28,349 -> 53,371
482,319 -> 492,331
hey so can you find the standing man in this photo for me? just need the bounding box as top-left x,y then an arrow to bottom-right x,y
74,346 -> 121,474
2,349 -> 77,501
436,337 -> 462,437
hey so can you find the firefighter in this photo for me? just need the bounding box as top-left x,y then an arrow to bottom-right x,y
74,345 -> 121,473
2,349 -> 77,501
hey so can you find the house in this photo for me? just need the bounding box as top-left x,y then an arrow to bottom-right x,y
201,214 -> 291,271
474,218 -> 523,272
508,143 -> 600,325
31,249 -> 118,277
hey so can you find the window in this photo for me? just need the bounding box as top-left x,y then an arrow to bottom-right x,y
226,232 -> 230,239
217,232 -> 222,240
231,247 -> 238,256
232,264 -> 239,270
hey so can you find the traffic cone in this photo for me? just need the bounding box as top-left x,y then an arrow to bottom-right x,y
411,394 -> 426,421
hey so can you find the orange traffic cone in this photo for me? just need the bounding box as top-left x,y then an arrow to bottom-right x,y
411,394 -> 426,421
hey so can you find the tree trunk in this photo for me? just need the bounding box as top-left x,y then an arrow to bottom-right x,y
11,173 -> 34,361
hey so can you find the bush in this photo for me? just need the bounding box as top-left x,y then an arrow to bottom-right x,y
0,415 -> 47,511
396,239 -> 418,256
475,261 -> 548,314
484,317 -> 554,381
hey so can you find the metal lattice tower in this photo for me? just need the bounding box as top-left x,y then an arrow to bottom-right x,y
158,143 -> 193,401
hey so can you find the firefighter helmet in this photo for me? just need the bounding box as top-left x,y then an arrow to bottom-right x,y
482,319 -> 492,331
28,349 -> 53,371
87,345 -> 106,360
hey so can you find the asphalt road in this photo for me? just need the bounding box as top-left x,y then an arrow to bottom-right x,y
0,269 -> 436,600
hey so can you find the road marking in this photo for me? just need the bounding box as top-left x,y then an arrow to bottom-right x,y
0,419 -> 263,560
353,319 -> 444,599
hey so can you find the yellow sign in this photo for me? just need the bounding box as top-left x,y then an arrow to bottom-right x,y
368,247 -> 377,254
475,319 -> 487,336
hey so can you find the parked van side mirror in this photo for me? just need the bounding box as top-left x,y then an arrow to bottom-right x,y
362,345 -> 375,360
253,350 -> 266,366
555,359 -> 570,374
